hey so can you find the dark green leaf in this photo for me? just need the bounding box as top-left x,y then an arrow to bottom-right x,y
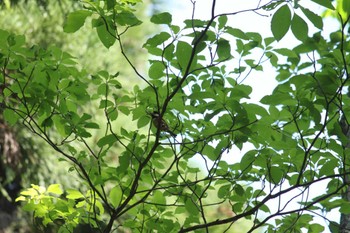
328,221 -> 340,233
217,39 -> 231,61
106,0 -> 115,10
343,0 -> 350,16
300,7 -> 323,30
271,5 -> 291,41
291,14 -> 308,41
96,25 -> 116,48
311,0 -> 335,10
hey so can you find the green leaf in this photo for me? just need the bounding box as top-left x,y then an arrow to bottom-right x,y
106,0 -> 115,10
143,32 -> 171,47
152,190 -> 166,206
47,184 -> 63,195
234,184 -> 245,196
271,5 -> 291,41
274,48 -> 298,58
340,202 -> 350,214
269,167 -> 283,184
185,198 -> 199,215
137,115 -> 150,128
343,0 -> 350,16
109,186 -> 122,208
66,189 -> 84,200
226,27 -> 249,40
96,23 -> 116,48
115,12 -> 142,26
151,12 -> 172,25
291,14 -> 308,41
217,39 -> 231,61
218,15 -> 227,30
311,0 -> 335,10
63,10 -> 92,33
300,7 -> 323,30
176,41 -> 195,74
3,108 -> 19,126
218,184 -> 231,198
97,134 -> 117,147
240,150 -> 256,173
328,221 -> 340,233
148,61 -> 164,79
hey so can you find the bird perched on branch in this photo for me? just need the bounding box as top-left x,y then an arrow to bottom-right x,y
150,111 -> 176,137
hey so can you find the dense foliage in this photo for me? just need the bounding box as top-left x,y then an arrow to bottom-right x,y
1,0 -> 350,232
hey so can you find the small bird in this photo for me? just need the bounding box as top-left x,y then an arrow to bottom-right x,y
150,111 -> 176,137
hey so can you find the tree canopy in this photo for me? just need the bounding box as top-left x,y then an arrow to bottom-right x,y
1,0 -> 350,232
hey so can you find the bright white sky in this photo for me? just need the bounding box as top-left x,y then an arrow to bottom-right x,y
170,1 -> 341,232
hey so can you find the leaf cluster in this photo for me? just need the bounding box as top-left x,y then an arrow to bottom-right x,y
2,0 -> 350,233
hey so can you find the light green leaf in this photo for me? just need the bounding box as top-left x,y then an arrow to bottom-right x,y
291,14 -> 308,41
66,189 -> 84,200
271,5 -> 291,41
109,186 -> 122,208
152,190 -> 166,206
47,184 -> 63,195
63,10 -> 92,33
